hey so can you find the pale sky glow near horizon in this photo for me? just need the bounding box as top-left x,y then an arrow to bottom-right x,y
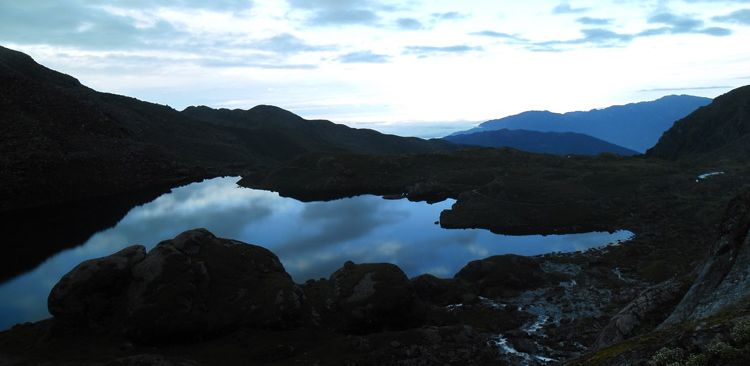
1,0 -> 749,136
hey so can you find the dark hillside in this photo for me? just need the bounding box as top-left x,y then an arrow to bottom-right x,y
647,85 -> 750,162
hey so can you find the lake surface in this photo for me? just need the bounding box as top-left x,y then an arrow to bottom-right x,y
0,177 -> 632,330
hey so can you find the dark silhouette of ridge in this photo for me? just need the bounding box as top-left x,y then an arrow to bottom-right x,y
647,85 -> 750,161
0,45 -> 453,212
181,105 -> 454,156
443,129 -> 638,156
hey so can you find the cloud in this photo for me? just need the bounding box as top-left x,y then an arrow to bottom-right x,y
577,17 -> 611,25
535,28 -> 633,49
396,17 -> 424,30
713,9 -> 750,25
469,30 -> 526,41
639,12 -> 733,36
200,59 -> 318,69
553,2 -> 589,14
431,11 -> 465,20
647,12 -> 704,32
638,86 -> 733,92
250,33 -> 336,54
109,0 -> 254,11
274,197 -> 403,257
532,11 -> 733,51
337,51 -> 390,63
0,2 -> 184,50
404,45 -> 482,56
286,0 -> 392,26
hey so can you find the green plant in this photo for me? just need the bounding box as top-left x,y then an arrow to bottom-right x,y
649,347 -> 685,366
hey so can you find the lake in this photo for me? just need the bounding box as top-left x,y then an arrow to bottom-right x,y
0,176 -> 632,330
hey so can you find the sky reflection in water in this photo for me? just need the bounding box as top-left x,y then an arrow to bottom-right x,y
0,177 -> 632,330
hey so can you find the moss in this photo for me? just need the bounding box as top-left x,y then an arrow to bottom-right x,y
583,334 -> 662,365
730,317 -> 750,345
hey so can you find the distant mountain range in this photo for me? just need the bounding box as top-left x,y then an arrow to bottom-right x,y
451,95 -> 712,153
444,129 -> 638,156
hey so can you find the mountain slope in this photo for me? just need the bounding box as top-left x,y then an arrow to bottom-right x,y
443,129 -> 638,156
647,85 -> 750,161
182,105 -> 454,156
452,95 -> 711,152
0,45 -> 452,212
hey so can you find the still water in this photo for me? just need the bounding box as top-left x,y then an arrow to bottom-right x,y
0,177 -> 632,330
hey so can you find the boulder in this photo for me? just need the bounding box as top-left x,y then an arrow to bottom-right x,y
329,261 -> 416,333
48,245 -> 146,327
410,274 -> 475,305
123,229 -> 304,340
48,229 -> 305,342
455,255 -> 548,298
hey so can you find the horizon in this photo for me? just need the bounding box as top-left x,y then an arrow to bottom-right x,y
2,1 -> 748,134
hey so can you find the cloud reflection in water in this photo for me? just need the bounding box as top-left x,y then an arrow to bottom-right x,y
0,177 -> 632,330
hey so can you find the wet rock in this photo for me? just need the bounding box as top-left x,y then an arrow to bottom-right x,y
124,229 -> 303,341
594,279 -> 682,349
329,261 -> 417,333
455,255 -> 548,298
48,245 -> 146,327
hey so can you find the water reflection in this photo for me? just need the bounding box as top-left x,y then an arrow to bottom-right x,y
0,177 -> 632,330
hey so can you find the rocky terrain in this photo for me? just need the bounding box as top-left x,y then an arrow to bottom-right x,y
2,43 -> 750,365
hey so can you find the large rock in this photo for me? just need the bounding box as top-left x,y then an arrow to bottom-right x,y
661,190 -> 750,327
123,229 -> 303,340
454,255 -> 548,298
48,229 -> 305,342
48,245 -> 146,327
329,261 -> 416,333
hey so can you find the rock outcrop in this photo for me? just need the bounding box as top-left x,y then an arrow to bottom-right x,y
455,255 -> 549,298
304,261 -> 419,333
48,229 -> 304,342
594,279 -> 682,349
124,229 -> 304,341
661,189 -> 750,327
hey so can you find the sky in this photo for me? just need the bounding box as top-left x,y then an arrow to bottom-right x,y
1,0 -> 749,136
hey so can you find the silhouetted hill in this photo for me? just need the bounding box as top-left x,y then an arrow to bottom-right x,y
647,85 -> 750,161
0,45 -> 452,212
452,95 -> 711,152
443,129 -> 638,156
182,105 -> 454,155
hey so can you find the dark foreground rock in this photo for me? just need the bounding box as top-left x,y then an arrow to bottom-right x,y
2,229 -> 509,365
661,189 -> 750,327
575,189 -> 750,365
48,245 -> 146,329
49,229 -> 304,342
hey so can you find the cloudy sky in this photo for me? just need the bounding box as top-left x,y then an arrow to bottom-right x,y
1,0 -> 749,135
